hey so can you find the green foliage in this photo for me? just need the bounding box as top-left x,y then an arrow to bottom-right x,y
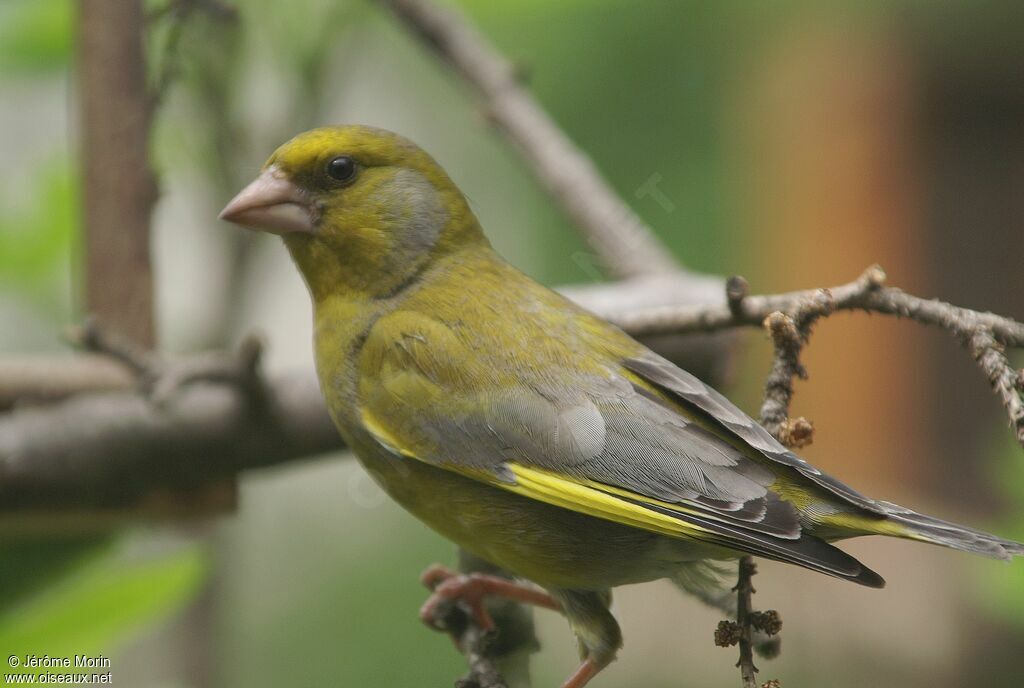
455,0 -> 767,280
0,160 -> 77,293
973,397 -> 1024,628
0,0 -> 73,73
0,542 -> 206,675
0,536 -> 111,616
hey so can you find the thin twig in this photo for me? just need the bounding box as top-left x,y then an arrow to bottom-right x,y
966,329 -> 1024,444
67,318 -> 157,377
614,264 -> 1023,345
734,557 -> 759,688
715,559 -> 782,688
376,0 -> 681,280
759,312 -> 806,440
69,318 -> 266,406
617,265 -> 1024,447
147,0 -> 239,113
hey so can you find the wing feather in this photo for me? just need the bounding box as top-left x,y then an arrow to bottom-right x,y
357,312 -> 884,586
623,354 -> 887,515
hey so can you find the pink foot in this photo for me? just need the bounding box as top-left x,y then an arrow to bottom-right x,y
418,564 -> 560,632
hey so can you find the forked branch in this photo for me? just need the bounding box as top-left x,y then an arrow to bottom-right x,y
618,265 -> 1024,448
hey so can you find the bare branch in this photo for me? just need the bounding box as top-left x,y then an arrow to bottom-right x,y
0,356 -> 133,412
759,311 -> 807,440
70,318 -> 266,406
377,0 -> 681,280
967,329 -> 1024,445
612,265 -> 1024,345
0,369 -> 337,520
0,277 -> 724,521
4,264 -> 1022,523
78,0 -> 158,347
714,558 -> 782,688
615,265 -> 1024,447
734,557 -> 759,688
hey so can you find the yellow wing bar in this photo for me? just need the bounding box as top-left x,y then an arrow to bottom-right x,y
363,406 -> 721,542
498,463 -> 715,541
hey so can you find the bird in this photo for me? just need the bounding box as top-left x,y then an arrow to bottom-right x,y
220,125 -> 1023,687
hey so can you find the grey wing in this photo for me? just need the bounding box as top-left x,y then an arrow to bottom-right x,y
473,369 -> 883,586
483,371 -> 804,539
623,353 -> 888,515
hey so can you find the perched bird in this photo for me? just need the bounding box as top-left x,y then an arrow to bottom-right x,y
220,125 -> 1023,687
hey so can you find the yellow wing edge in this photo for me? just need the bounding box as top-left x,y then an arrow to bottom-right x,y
363,406 -> 723,541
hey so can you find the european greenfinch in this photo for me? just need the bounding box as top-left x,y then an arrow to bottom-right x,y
220,125 -> 1023,687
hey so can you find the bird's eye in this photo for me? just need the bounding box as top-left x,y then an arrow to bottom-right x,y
326,156 -> 357,183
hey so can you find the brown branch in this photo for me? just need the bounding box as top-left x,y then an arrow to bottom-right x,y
0,277 -> 732,516
966,329 -> 1024,445
734,557 -> 759,688
616,265 -> 1024,448
78,0 -> 158,347
4,266 -> 1020,519
714,559 -> 782,688
713,262 -> 1023,688
0,367 -> 336,523
419,581 -> 507,688
376,0 -> 682,280
612,264 -> 1024,343
759,312 -> 807,441
0,356 -> 134,412
69,318 -> 266,406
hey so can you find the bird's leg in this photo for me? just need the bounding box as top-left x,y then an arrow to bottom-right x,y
562,657 -> 607,688
549,589 -> 620,688
419,564 -> 561,632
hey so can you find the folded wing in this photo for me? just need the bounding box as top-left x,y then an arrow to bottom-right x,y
360,320 -> 885,587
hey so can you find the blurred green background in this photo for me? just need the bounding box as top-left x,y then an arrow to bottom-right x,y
1,0 -> 1023,686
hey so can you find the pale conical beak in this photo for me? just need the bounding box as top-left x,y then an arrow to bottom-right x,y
219,166 -> 316,235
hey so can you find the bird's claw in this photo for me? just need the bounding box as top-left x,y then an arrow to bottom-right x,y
419,565 -> 496,632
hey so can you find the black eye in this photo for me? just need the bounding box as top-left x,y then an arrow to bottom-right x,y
326,156 -> 357,183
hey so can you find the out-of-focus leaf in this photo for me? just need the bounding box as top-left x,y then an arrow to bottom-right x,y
0,0 -> 72,73
973,411 -> 1024,627
0,160 -> 76,288
0,544 -> 207,673
0,536 -> 112,616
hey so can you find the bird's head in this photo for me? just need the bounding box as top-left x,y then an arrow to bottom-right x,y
220,125 -> 486,299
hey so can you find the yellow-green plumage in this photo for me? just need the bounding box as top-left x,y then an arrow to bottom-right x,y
221,125 -> 1023,681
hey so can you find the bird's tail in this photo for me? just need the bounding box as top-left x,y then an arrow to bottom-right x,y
877,501 -> 1024,560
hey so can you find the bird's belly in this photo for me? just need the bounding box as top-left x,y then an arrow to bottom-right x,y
350,438 -> 715,590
